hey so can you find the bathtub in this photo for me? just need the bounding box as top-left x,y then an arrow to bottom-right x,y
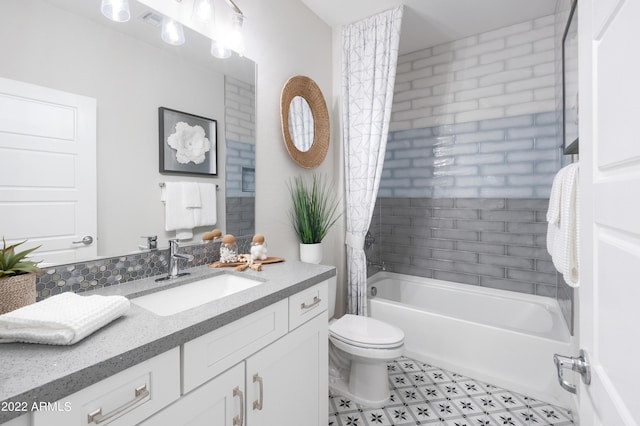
367,271 -> 575,408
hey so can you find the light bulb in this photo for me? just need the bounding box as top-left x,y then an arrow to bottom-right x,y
100,0 -> 130,23
211,39 -> 231,59
161,17 -> 186,46
192,0 -> 214,25
228,12 -> 245,55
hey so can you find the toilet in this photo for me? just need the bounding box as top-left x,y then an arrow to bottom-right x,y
327,277 -> 404,407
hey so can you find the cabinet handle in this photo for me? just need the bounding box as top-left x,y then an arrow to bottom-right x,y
301,296 -> 320,311
233,386 -> 244,426
252,373 -> 263,411
87,384 -> 149,424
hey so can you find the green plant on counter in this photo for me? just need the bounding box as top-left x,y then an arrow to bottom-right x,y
0,238 -> 41,279
288,174 -> 341,244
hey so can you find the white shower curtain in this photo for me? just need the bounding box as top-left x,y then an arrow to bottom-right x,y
342,6 -> 403,315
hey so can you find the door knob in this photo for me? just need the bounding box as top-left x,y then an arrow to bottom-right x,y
553,349 -> 591,394
72,236 -> 94,245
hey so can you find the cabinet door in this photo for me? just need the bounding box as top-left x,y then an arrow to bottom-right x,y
139,362 -> 245,426
246,312 -> 327,426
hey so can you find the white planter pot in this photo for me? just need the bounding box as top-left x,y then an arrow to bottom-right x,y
299,242 -> 322,264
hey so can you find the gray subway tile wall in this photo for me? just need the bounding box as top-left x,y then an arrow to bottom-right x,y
225,197 -> 256,237
368,197 -> 557,297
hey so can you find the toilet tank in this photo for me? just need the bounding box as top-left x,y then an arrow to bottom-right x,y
327,276 -> 337,319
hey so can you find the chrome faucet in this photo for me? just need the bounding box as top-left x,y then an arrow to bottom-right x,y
156,239 -> 194,282
367,260 -> 386,271
139,235 -> 158,250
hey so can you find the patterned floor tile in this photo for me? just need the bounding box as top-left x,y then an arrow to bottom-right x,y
329,356 -> 576,426
469,394 -> 506,414
451,396 -> 486,416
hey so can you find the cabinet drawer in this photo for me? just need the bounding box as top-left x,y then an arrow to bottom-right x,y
182,299 -> 288,393
288,279 -> 329,330
33,347 -> 180,426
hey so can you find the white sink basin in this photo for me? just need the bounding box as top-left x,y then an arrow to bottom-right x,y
132,274 -> 263,316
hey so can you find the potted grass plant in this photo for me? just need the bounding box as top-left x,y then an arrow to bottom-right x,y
288,174 -> 341,264
0,239 -> 41,315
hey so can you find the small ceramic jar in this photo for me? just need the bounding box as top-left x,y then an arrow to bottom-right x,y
220,234 -> 238,263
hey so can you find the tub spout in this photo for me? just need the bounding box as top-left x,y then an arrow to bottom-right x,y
367,260 -> 386,271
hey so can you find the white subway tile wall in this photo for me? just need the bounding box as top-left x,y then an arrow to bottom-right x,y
224,76 -> 256,145
390,15 -> 555,133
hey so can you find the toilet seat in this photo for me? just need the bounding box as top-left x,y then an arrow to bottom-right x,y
329,314 -> 404,349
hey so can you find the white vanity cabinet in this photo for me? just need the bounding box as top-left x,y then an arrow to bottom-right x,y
32,347 -> 180,426
9,278 -> 330,426
142,278 -> 330,426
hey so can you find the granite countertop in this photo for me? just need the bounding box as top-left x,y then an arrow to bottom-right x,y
0,261 -> 336,423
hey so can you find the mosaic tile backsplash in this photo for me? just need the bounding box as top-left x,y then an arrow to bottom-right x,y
35,236 -> 252,301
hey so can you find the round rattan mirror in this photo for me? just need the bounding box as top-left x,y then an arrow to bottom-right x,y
280,75 -> 329,169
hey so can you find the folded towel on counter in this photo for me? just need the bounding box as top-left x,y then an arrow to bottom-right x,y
0,292 -> 130,345
546,163 -> 580,287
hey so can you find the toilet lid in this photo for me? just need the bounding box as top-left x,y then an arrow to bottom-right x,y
329,314 -> 404,348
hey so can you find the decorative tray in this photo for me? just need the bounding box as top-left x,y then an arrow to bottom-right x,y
208,257 -> 285,268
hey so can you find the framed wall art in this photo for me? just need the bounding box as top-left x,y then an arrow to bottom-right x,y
159,107 -> 218,176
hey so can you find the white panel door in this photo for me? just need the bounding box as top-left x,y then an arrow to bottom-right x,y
579,0 -> 640,424
0,77 -> 96,265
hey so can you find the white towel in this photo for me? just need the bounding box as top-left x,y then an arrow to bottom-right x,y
0,292 -> 130,345
193,183 -> 217,227
183,182 -> 201,208
546,165 -> 567,225
546,163 -> 580,287
161,182 -> 201,239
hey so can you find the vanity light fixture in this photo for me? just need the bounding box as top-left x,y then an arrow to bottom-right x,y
100,0 -> 244,57
100,0 -> 131,22
161,16 -> 186,46
211,0 -> 245,59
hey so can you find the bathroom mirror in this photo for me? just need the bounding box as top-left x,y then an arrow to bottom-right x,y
280,75 -> 329,169
0,0 -> 256,264
288,96 -> 314,152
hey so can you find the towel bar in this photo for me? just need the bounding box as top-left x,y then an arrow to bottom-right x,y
159,182 -> 219,190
